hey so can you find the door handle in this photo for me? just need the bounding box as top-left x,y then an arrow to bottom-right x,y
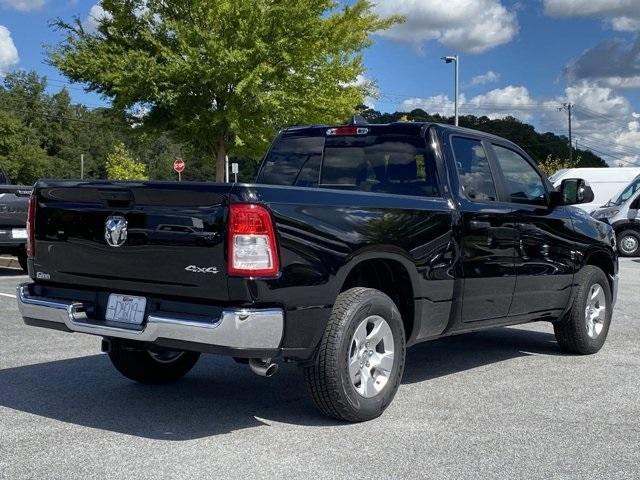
469,220 -> 491,230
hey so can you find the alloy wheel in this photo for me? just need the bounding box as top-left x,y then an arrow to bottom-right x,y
585,283 -> 607,339
348,315 -> 395,398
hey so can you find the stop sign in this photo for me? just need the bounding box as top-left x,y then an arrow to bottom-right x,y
173,159 -> 185,174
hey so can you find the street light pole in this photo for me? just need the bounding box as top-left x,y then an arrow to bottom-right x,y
442,55 -> 459,126
455,56 -> 459,126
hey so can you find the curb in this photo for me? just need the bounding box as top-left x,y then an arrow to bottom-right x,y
0,256 -> 20,269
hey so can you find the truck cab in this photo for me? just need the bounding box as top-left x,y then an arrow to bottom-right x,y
592,174 -> 640,256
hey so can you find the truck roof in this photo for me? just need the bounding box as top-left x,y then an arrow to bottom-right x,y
282,122 -> 510,143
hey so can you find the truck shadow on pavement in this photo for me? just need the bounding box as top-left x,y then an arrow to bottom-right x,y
0,267 -> 26,277
0,327 -> 560,440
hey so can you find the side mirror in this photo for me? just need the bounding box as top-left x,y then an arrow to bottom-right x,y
553,178 -> 594,206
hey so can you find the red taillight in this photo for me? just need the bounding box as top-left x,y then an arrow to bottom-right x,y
227,203 -> 279,277
26,195 -> 36,257
326,126 -> 369,136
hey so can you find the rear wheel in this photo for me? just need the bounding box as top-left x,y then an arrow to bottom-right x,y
554,266 -> 612,355
303,287 -> 406,422
617,230 -> 640,257
107,340 -> 200,384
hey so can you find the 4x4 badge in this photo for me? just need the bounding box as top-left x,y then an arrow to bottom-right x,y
185,265 -> 219,274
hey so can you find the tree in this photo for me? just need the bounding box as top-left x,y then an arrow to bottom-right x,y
0,110 -> 50,184
105,143 -> 148,180
50,0 -> 399,181
537,155 -> 579,178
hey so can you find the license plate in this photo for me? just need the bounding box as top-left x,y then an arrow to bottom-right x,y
105,294 -> 147,325
11,228 -> 27,239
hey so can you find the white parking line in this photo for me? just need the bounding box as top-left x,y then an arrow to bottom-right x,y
0,292 -> 16,299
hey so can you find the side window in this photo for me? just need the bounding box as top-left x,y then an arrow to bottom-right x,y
492,145 -> 547,205
451,137 -> 497,202
321,135 -> 440,197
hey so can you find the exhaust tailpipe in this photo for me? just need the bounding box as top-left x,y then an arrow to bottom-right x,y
249,358 -> 278,377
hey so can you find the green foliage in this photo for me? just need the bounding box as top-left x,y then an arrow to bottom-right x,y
0,71 -> 130,183
538,155 -> 579,177
0,108 -> 50,185
0,70 -> 198,184
105,143 -> 148,180
49,0 -> 400,180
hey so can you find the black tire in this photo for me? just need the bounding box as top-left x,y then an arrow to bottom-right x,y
108,341 -> 201,384
303,287 -> 406,422
554,266 -> 612,355
616,229 -> 640,257
17,251 -> 28,272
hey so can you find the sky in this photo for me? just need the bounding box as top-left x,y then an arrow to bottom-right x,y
1,0 -> 640,166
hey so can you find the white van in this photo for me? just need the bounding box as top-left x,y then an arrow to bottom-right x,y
550,167 -> 640,212
591,175 -> 640,256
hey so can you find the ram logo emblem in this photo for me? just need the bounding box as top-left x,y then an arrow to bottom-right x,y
105,216 -> 128,248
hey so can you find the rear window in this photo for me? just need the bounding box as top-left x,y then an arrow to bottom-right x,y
258,132 -> 440,197
258,136 -> 324,188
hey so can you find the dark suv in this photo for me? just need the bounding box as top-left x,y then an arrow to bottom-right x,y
0,166 -> 30,270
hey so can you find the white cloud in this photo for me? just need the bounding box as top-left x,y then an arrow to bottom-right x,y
566,37 -> 640,90
470,70 -> 500,86
611,16 -> 640,31
400,81 -> 640,166
401,85 -> 535,120
401,93 -> 467,117
543,0 -> 640,31
0,25 -> 19,76
467,85 -> 537,119
0,0 -> 45,12
353,74 -> 379,108
374,0 -> 519,54
540,82 -> 640,166
84,3 -> 111,33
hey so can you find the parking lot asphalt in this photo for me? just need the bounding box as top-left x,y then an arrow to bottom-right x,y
0,261 -> 639,480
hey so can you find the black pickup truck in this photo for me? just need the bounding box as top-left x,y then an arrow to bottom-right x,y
17,122 -> 618,422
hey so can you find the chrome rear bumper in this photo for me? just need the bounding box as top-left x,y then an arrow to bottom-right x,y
16,284 -> 284,350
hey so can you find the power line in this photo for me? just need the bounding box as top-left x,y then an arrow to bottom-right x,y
572,105 -> 635,131
576,134 -> 640,157
573,140 -> 640,167
44,79 -> 90,93
0,105 -> 126,128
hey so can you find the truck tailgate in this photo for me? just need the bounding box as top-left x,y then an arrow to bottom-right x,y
33,182 -> 232,302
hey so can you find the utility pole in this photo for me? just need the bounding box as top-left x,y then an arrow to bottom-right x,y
80,154 -> 84,180
441,55 -> 459,126
560,103 -> 573,163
